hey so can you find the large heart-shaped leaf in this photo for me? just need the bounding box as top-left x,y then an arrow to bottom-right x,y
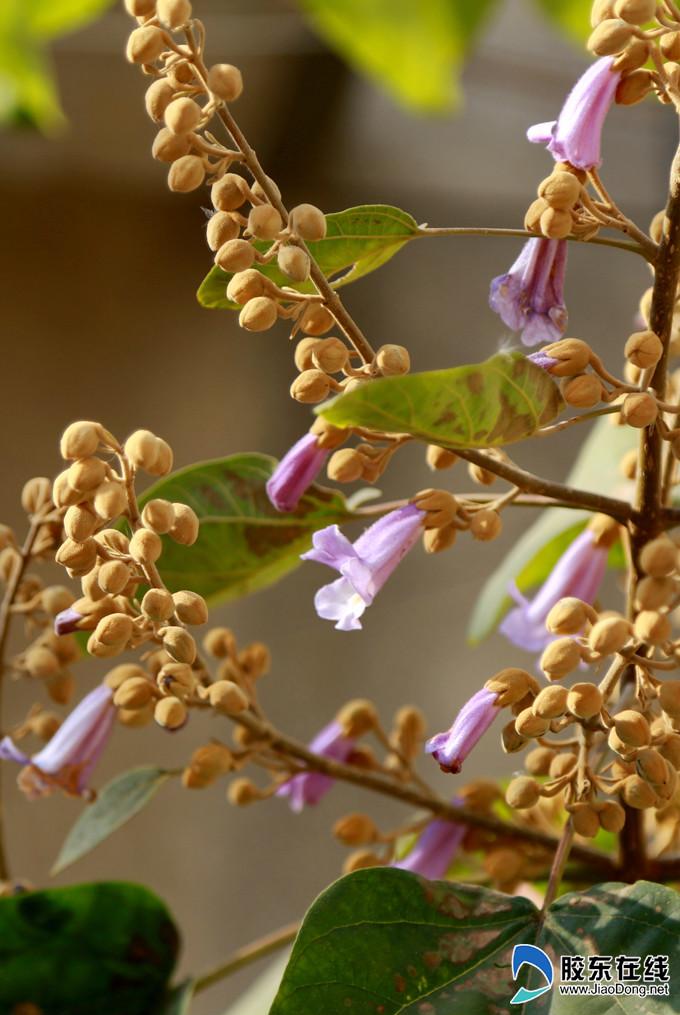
138,454 -> 354,604
319,352 -> 565,447
198,205 -> 420,309
0,881 -> 178,1015
270,869 -> 680,1014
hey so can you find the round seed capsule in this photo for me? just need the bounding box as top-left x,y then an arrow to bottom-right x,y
587,18 -> 634,56
126,26 -> 166,64
216,239 -> 256,273
95,613 -> 134,647
141,588 -> 176,623
312,337 -> 349,373
152,128 -> 192,163
469,509 -> 502,542
141,499 -> 175,534
98,560 -> 132,596
506,776 -> 541,809
129,529 -> 163,565
540,638 -> 582,679
157,0 -> 193,30
208,679 -> 249,714
570,803 -> 600,838
300,304 -> 334,335
375,344 -> 410,376
93,481 -> 127,520
172,590 -> 208,625
290,369 -> 331,403
154,696 -> 187,729
613,709 -> 651,748
165,97 -> 202,135
114,676 -> 155,710
206,212 -> 240,251
247,205 -> 283,240
211,173 -> 249,212
598,801 -> 626,833
566,682 -> 603,719
289,203 -> 327,241
277,245 -> 311,283
145,79 -> 177,123
226,269 -> 274,305
168,154 -> 205,192
60,421 -> 103,460
207,63 -> 243,102
167,504 -> 199,545
160,626 -> 197,664
239,296 -> 279,332
67,457 -> 106,495
633,610 -> 671,646
532,684 -> 569,719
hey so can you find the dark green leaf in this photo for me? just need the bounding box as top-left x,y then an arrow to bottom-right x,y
0,881 -> 178,1015
296,0 -> 501,112
52,766 -> 172,875
468,416 -> 635,643
270,870 -> 680,1014
319,352 -> 565,447
138,454 -> 354,604
197,205 -> 420,309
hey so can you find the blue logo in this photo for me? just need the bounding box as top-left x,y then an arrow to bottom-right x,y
510,944 -> 554,1004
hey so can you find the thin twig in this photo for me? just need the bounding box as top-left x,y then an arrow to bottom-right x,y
193,920 -> 300,993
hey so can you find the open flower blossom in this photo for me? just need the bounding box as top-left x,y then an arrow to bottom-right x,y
489,237 -> 568,347
0,683 -> 116,800
392,802 -> 466,880
500,527 -> 610,653
425,688 -> 501,775
266,432 -> 329,512
527,57 -> 621,171
302,504 -> 426,630
276,720 -> 356,812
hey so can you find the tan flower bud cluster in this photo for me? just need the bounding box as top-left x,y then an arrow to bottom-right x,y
527,165 -> 586,240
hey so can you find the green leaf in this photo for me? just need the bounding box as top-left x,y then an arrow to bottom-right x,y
531,0 -> 596,44
0,881 -> 178,1015
319,352 -> 565,448
52,766 -> 172,875
138,454 -> 354,604
0,0 -> 113,130
197,205 -> 420,309
270,870 -> 680,1014
295,0 -> 501,112
468,416 -> 635,644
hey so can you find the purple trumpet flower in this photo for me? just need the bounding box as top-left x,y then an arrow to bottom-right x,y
500,528 -> 608,654
0,683 -> 116,800
302,503 -> 426,630
266,433 -> 329,513
527,56 -> 621,171
425,688 -> 500,775
392,804 -> 466,880
489,238 -> 568,347
54,606 -> 84,635
276,720 -> 356,812
527,348 -> 561,373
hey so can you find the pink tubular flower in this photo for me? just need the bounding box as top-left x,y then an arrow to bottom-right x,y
500,528 -> 608,653
489,238 -> 568,347
276,720 -> 356,812
425,688 -> 500,775
527,56 -> 622,171
266,433 -> 329,512
392,804 -> 466,880
301,504 -> 426,630
0,683 -> 116,800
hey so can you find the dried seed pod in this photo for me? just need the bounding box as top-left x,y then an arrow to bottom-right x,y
294,337 -> 320,372
290,369 -> 332,403
375,344 -> 410,377
95,613 -> 134,647
327,448 -> 366,483
203,627 -> 236,658
22,476 -> 52,513
540,638 -> 582,679
467,462 -> 496,487
45,670 -> 76,704
55,538 -> 98,576
426,445 -> 458,470
540,338 -> 592,377
64,504 -> 98,543
98,560 -> 132,596
546,596 -> 595,635
160,626 -> 197,664
152,128 -> 192,163
524,197 -> 549,233
661,31 -> 680,60
183,743 -> 234,788
23,645 -> 60,678
636,747 -> 671,788
129,528 -> 163,565
247,205 -> 283,240
94,528 -> 129,555
208,679 -> 249,713
640,536 -> 678,577
52,471 -> 81,509
125,0 -> 157,14
207,63 -> 244,102
310,337 -> 349,374
539,206 -> 573,240
332,813 -> 379,846
167,503 -> 199,545
485,668 -> 539,707
620,392 -> 658,428
141,588 -> 175,622
67,457 -> 106,495
168,154 -> 205,192
659,734 -> 680,770
613,0 -> 657,24
60,421 -> 103,460
336,699 -> 378,737
532,684 -> 569,719
501,719 -> 529,754
615,69 -> 653,105
598,801 -> 626,833
251,177 -> 281,202
514,708 -> 551,738
619,773 -> 658,809
538,170 -> 581,210
141,498 -> 175,534
217,238 -> 257,272
506,776 -> 541,809
157,0 -> 192,30
469,509 -> 502,542
239,296 -> 279,332
104,663 -> 150,691
619,448 -> 637,480
227,777 -> 261,805
423,525 -> 457,553
157,662 -> 195,697
165,97 -> 202,136
114,676 -> 155,710
226,268 -> 274,305
277,245 -> 311,283
591,0 -> 617,23
126,26 -> 166,64
625,331 -> 663,369
145,78 -> 176,123
211,173 -> 250,212
125,430 -> 160,471
206,211 -> 240,250
633,609 -> 671,645
300,304 -> 334,335
570,803 -> 600,838
289,203 -> 327,241
172,590 -> 208,625
41,585 -> 75,617
154,696 -> 187,729
658,679 -> 680,718
560,373 -> 603,409
549,752 -> 577,778
93,481 -> 127,520
587,18 -> 634,56
413,489 -> 458,528
588,615 -> 632,655
614,709 -> 651,747
566,682 -> 603,719
525,746 -> 556,776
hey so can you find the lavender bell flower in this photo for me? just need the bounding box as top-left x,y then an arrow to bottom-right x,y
425,688 -> 500,775
302,503 -> 426,630
527,57 -> 622,171
489,237 -> 568,347
0,683 -> 116,800
266,433 -> 329,513
276,720 -> 356,812
392,803 -> 466,880
54,606 -> 84,635
500,527 -> 609,654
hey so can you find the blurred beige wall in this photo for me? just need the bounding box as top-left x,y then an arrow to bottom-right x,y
0,1 -> 668,1011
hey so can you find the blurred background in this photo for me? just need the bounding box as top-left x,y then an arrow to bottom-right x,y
0,0 -> 671,1010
